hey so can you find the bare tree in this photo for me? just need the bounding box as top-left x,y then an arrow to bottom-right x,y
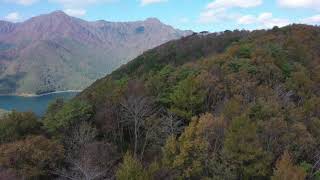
135,111 -> 183,159
120,94 -> 156,159
140,115 -> 161,159
160,111 -> 184,138
309,152 -> 320,180
54,122 -> 119,180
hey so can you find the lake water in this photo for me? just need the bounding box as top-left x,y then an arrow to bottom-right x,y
0,92 -> 78,116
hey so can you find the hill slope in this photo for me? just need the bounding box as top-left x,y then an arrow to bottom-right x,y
1,24 -> 319,179
81,25 -> 320,103
0,11 -> 191,94
74,24 -> 319,178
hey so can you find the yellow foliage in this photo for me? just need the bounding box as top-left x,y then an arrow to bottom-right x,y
272,151 -> 306,180
162,113 -> 222,178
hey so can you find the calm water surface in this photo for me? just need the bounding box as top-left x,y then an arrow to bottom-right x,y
0,92 -> 78,116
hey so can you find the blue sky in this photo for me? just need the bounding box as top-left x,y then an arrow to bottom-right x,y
1,0 -> 320,32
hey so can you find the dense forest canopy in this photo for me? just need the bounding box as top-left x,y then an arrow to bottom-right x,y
0,24 -> 319,179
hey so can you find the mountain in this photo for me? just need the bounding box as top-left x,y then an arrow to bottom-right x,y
80,29 -> 250,103
74,24 -> 319,178
1,24 -> 320,179
0,11 -> 191,94
80,25 -> 320,103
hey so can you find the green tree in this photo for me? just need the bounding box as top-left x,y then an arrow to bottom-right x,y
169,76 -> 206,119
0,111 -> 41,143
44,98 -> 65,117
43,100 -> 93,135
300,161 -> 320,180
116,152 -> 150,180
223,116 -> 271,179
146,65 -> 175,105
207,154 -> 237,180
286,64 -> 313,98
236,44 -> 252,59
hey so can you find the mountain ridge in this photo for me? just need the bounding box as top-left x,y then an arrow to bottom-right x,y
0,11 -> 191,94
71,24 -> 320,179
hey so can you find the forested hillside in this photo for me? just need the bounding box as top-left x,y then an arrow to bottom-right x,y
0,24 -> 319,180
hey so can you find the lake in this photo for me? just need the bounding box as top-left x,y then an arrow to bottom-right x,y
0,92 -> 79,116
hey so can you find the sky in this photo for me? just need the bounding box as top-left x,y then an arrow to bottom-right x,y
0,0 -> 320,32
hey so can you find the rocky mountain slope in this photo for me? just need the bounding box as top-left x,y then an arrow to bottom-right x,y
0,11 -> 191,94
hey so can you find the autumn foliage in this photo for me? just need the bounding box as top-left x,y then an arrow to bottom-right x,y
1,24 -> 320,179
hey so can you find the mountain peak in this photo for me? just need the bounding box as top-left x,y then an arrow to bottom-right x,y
26,10 -> 71,23
49,10 -> 68,16
44,10 -> 72,20
145,18 -> 162,24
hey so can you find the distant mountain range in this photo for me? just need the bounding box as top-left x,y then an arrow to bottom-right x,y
0,11 -> 191,94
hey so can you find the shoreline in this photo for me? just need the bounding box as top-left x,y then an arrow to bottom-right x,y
0,90 -> 82,97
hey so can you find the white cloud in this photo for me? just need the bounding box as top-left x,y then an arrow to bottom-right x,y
237,15 -> 256,24
237,12 -> 290,28
258,13 -> 290,28
199,0 -> 262,24
277,0 -> 320,9
140,0 -> 167,6
302,14 -> 320,24
4,12 -> 21,22
4,0 -> 38,5
199,8 -> 231,23
207,0 -> 262,9
49,0 -> 114,16
64,9 -> 87,17
49,0 -> 113,8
